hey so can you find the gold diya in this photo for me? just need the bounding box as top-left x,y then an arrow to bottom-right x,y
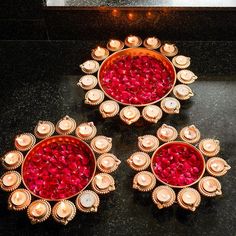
127,124 -> 230,211
0,116 -> 120,225
78,35 -> 197,125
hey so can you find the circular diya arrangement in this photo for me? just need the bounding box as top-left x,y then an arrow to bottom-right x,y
127,124 -> 230,211
78,35 -> 197,125
0,116 -> 120,225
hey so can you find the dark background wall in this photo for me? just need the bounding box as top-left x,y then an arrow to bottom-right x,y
0,0 -> 47,39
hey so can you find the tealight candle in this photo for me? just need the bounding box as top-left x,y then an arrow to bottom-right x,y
202,140 -> 217,152
15,134 -> 32,147
30,203 -> 47,218
80,192 -> 96,208
177,85 -> 189,97
11,191 -> 27,206
210,160 -> 224,172
85,89 -> 104,105
37,123 -> 50,135
146,37 -> 158,46
100,156 -> 115,169
181,70 -> 193,81
175,55 -> 188,65
56,202 -> 72,218
137,173 -> 152,187
2,173 -> 17,187
182,191 -> 197,205
109,39 -> 121,49
91,136 -> 112,154
132,153 -> 147,167
202,179 -> 217,193
95,175 -> 111,189
103,103 -> 116,113
78,124 -> 93,137
146,106 -> 160,118
59,119 -> 72,131
160,127 -> 174,138
127,36 -> 139,45
80,60 -> 99,74
163,43 -> 175,53
94,46 -> 106,58
156,189 -> 171,203
80,75 -> 95,87
184,127 -> 197,140
4,152 -> 20,166
165,99 -> 178,110
95,138 -> 109,150
123,108 -> 136,119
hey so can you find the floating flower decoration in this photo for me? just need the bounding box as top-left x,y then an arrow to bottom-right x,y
127,124 -> 230,211
78,36 -> 197,125
0,116 -> 120,225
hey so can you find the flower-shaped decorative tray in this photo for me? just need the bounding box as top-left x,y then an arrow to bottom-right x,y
78,36 -> 197,125
0,116 -> 120,225
127,124 -> 230,211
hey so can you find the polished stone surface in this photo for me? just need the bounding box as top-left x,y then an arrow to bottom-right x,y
0,40 -> 235,236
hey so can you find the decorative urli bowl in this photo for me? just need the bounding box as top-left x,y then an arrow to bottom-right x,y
78,36 -> 197,125
0,116 -> 120,225
127,124 -> 230,211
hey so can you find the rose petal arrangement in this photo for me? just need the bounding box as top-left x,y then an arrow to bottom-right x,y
78,36 -> 197,125
0,116 -> 121,225
127,124 -> 230,211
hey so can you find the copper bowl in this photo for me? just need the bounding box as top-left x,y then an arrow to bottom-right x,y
98,47 -> 176,107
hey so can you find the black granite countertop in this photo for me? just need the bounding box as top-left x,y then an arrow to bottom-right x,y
0,40 -> 236,236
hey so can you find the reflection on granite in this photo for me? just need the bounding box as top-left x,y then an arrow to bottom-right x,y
0,40 -> 236,236
46,0 -> 236,7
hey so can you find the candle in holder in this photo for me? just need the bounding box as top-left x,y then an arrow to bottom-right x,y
75,122 -> 96,140
56,116 -> 76,135
179,125 -> 200,143
132,153 -> 148,167
199,139 -> 220,156
52,200 -> 76,225
92,173 -> 115,194
152,186 -> 176,209
198,176 -> 222,197
2,151 -> 23,169
206,157 -> 231,177
133,171 -> 156,191
160,43 -> 178,57
27,200 -> 51,223
35,121 -> 54,139
37,123 -> 50,135
9,189 -> 31,210
157,124 -> 178,142
85,89 -> 104,105
99,100 -> 119,118
161,97 -> 180,114
142,105 -> 163,123
80,60 -> 99,74
182,191 -> 197,205
95,47 -> 105,57
125,35 -> 141,47
15,133 -> 35,151
127,152 -> 150,171
107,39 -> 124,51
78,75 -> 97,90
144,37 -> 161,49
97,153 -> 120,173
91,136 -> 112,154
1,171 -> 21,191
173,84 -> 194,100
92,46 -> 109,60
173,55 -> 191,69
138,135 -> 159,152
120,106 -> 140,125
76,190 -> 100,212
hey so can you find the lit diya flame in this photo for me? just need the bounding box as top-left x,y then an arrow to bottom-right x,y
1,116 -> 120,225
127,124 -> 230,212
